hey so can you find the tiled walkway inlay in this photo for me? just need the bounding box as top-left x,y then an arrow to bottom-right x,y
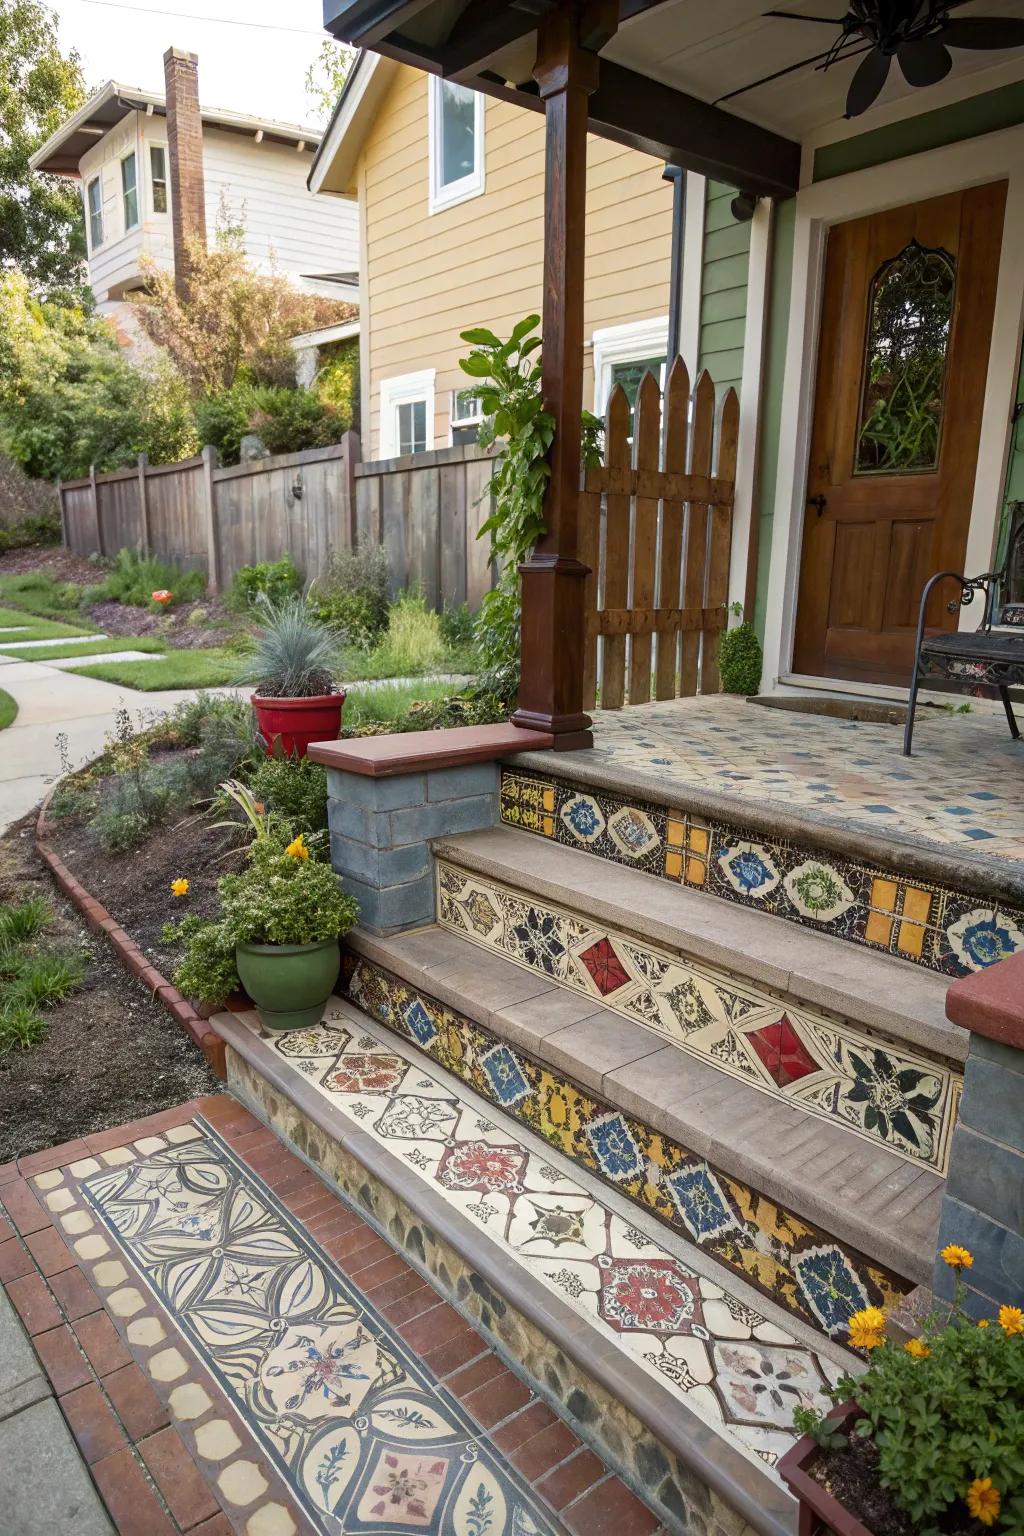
79,1126 -> 561,1535
435,860 -> 960,1172
264,1000 -> 852,1473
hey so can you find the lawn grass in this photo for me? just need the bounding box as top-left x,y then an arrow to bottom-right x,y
0,572 -> 88,622
343,678 -> 460,729
0,603 -> 98,640
341,642 -> 479,681
0,689 -> 16,731
0,635 -> 167,661
73,647 -> 239,691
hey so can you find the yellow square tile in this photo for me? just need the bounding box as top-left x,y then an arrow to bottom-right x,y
903,886 -> 932,924
870,877 -> 898,914
689,826 -> 709,856
542,787 -> 556,813
896,919 -> 925,958
541,815 -> 555,837
664,850 -> 683,879
685,856 -> 706,886
865,910 -> 894,946
665,818 -> 685,849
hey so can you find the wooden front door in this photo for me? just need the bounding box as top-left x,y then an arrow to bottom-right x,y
792,182 -> 1006,686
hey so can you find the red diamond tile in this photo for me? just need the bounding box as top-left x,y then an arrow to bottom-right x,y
746,1016 -> 820,1087
578,938 -> 630,996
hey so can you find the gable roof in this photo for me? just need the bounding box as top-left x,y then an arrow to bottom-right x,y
31,81 -> 323,179
308,52 -> 398,199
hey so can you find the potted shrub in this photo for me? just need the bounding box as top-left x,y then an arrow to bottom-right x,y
779,1248 -> 1024,1536
169,827 -> 358,1030
239,596 -> 345,757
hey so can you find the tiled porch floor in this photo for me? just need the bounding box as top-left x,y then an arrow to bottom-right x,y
0,1098 -> 661,1536
584,697 -> 1024,863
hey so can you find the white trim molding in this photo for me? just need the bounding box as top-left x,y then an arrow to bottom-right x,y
591,315 -> 670,417
730,196 -> 773,617
679,172 -> 706,376
428,76 -> 485,215
379,368 -> 436,458
760,122 -> 1024,691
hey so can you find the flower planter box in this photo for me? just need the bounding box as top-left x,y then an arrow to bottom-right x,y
778,1403 -> 868,1536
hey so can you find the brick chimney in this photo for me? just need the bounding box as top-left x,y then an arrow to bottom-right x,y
163,47 -> 207,298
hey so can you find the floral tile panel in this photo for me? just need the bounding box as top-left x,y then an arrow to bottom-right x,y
500,767 -> 1024,979
80,1129 -> 561,1536
268,1002 -> 851,1473
436,860 -> 961,1174
341,955 -> 908,1344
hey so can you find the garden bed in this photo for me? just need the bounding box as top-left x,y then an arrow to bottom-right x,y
0,815 -> 220,1161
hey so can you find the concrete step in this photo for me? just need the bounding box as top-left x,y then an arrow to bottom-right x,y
346,924 -> 943,1289
212,998 -> 861,1536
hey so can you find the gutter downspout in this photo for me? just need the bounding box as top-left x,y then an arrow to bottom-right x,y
663,164 -> 686,365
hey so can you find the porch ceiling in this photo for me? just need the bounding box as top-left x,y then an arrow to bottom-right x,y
322,0 -> 1024,194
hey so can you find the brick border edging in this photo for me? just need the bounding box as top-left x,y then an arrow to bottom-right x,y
35,785 -> 226,1079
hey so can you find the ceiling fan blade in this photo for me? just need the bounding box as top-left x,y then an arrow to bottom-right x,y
942,17 -> 1024,50
898,35 -> 953,87
846,47 -> 890,116
763,10 -> 847,20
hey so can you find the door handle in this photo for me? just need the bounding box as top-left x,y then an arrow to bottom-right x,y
807,494 -> 827,517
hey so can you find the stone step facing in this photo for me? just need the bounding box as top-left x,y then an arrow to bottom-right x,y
343,925 -> 940,1294
211,997 -> 861,1536
500,754 -> 1024,982
433,827 -> 963,1182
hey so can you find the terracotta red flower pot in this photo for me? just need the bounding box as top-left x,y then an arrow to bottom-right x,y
778,1403 -> 870,1536
251,691 -> 345,759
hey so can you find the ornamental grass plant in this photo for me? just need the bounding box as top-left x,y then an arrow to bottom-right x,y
236,595 -> 339,698
793,1247 -> 1024,1534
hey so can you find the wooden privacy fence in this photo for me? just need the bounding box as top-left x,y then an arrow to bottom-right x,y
580,359 -> 739,708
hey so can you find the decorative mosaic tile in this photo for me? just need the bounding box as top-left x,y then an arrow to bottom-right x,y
499,767 -> 1024,978
268,998 -> 851,1472
436,862 -> 960,1173
79,1128 -> 560,1536
341,953 -> 909,1343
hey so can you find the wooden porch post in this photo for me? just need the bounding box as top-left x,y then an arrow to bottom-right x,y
511,5 -> 603,750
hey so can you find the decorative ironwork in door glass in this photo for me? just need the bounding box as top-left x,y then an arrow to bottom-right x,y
855,239 -> 955,475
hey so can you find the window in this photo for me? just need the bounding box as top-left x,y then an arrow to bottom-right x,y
592,316 -> 671,433
121,152 -> 138,230
450,390 -> 484,445
86,176 -> 103,250
150,145 -> 168,213
428,76 -> 484,213
380,370 -> 435,458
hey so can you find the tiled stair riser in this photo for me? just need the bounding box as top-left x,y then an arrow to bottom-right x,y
499,769 -> 1024,980
340,954 -> 908,1338
225,1048 -> 751,1536
435,860 -> 961,1175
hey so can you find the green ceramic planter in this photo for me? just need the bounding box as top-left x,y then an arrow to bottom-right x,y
235,938 -> 341,1032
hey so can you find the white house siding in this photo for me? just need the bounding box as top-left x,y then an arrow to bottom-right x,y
80,111 -> 149,311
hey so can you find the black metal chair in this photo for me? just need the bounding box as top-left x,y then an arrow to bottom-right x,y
903,504 -> 1024,755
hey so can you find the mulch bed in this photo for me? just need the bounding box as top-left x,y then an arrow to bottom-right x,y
810,1438 -> 976,1536
0,546 -> 99,583
0,815 -> 220,1163
86,596 -> 237,651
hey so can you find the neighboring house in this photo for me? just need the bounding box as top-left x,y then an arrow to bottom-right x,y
30,48 -> 360,330
310,52 -> 710,459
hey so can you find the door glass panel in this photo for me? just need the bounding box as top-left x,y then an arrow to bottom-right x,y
855,240 -> 955,476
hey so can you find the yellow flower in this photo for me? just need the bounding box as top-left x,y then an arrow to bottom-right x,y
941,1244 -> 974,1270
848,1306 -> 886,1350
170,878 -> 189,898
285,835 -> 309,861
904,1337 -> 929,1359
966,1478 -> 1001,1527
998,1305 -> 1023,1337
978,1319 -> 990,1329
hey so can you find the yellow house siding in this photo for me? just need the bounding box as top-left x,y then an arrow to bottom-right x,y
359,66 -> 673,456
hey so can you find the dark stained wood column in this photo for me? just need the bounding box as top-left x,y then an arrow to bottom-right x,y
512,5 -> 606,751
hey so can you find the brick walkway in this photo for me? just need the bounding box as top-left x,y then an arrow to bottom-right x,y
0,1095 -> 665,1536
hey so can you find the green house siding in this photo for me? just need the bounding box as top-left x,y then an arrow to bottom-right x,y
753,197 -> 796,644
813,79 -> 1024,182
698,182 -> 751,397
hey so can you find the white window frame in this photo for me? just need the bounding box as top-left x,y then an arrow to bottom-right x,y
149,143 -> 169,215
450,389 -> 485,442
120,150 -> 139,232
591,316 -> 670,418
380,369 -> 436,458
428,76 -> 485,214
86,174 -> 103,251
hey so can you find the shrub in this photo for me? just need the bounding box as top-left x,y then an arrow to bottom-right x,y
371,588 -> 445,676
718,618 -> 763,695
0,512 -> 62,553
440,601 -> 474,648
194,387 -> 252,465
87,549 -> 207,609
248,755 -> 328,834
195,381 -> 342,466
229,555 -> 303,612
0,571 -> 83,616
307,541 -> 390,648
237,595 -> 339,698
0,453 -> 61,532
163,913 -> 240,1005
314,336 -> 358,429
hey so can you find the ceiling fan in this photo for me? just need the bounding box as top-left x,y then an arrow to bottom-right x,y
764,2 -> 1024,117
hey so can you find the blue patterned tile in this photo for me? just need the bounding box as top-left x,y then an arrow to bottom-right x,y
793,1246 -> 870,1338
480,1043 -> 532,1107
403,998 -> 437,1047
665,1166 -> 739,1242
584,1114 -> 644,1182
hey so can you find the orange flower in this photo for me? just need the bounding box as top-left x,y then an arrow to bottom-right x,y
998,1305 -> 1023,1337
978,1319 -> 990,1329
170,877 -> 189,897
848,1306 -> 886,1351
941,1244 -> 974,1270
151,589 -> 172,605
904,1337 -> 929,1359
966,1478 -> 1000,1527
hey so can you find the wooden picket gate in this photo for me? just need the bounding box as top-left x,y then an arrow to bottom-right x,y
579,358 -> 739,709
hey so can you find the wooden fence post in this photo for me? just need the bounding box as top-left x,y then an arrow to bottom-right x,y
137,453 -> 150,555
56,478 -> 67,550
201,445 -> 220,592
342,430 -> 359,548
89,463 -> 102,556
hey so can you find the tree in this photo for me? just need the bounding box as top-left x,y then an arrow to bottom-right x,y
304,38 -> 354,125
0,0 -> 88,302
